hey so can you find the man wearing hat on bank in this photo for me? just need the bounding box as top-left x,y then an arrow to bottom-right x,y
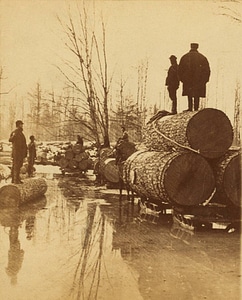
165,55 -> 179,114
9,120 -> 27,184
178,43 -> 210,111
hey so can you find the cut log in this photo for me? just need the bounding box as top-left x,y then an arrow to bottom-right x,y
143,108 -> 233,159
211,150 -> 241,207
123,150 -> 215,206
0,178 -> 48,207
101,158 -> 119,183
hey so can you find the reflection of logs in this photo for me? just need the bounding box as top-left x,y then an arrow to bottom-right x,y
123,150 -> 215,206
143,108 -> 233,159
0,178 -> 47,207
211,151 -> 241,207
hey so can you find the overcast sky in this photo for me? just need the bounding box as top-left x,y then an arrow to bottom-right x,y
0,0 -> 241,122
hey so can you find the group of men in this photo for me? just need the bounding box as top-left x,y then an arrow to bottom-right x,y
9,120 -> 36,184
165,43 -> 210,114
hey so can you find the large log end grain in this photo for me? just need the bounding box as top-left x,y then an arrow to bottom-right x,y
223,152 -> 241,206
163,152 -> 215,206
212,151 -> 241,207
0,178 -> 47,207
186,108 -> 233,158
143,108 -> 233,159
124,150 -> 215,206
102,158 -> 119,183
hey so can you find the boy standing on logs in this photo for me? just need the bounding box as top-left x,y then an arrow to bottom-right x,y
178,43 -> 210,111
27,135 -> 37,177
165,55 -> 179,114
9,120 -> 27,184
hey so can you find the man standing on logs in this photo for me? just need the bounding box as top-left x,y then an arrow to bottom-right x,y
9,120 -> 27,184
165,55 -> 179,114
178,43 -> 210,111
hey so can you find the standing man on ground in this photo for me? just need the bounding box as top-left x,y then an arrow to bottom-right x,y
27,135 -> 36,177
165,55 -> 179,114
9,120 -> 27,184
178,43 -> 210,111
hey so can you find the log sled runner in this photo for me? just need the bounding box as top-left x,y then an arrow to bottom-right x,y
0,178 -> 47,207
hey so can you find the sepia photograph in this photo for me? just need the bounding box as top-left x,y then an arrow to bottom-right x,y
0,0 -> 241,299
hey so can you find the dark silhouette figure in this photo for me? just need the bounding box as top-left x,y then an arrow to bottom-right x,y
27,135 -> 36,177
5,226 -> 24,285
178,43 -> 210,111
121,126 -> 128,141
76,135 -> 84,146
165,55 -> 179,114
9,120 -> 27,184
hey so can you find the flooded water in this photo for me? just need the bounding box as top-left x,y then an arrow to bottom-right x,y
0,166 -> 241,300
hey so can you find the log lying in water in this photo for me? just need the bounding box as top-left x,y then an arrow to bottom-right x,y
0,178 -> 47,207
143,108 -> 233,159
210,150 -> 241,207
123,150 -> 215,206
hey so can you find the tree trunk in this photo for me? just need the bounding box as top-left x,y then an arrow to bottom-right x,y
0,178 -> 47,207
143,108 -> 233,159
211,150 -> 241,207
123,150 -> 215,206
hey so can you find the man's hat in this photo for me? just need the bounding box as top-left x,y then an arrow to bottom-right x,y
16,120 -> 23,126
190,43 -> 199,49
169,55 -> 177,60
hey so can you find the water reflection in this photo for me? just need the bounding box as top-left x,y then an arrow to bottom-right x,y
0,197 -> 46,286
0,174 -> 240,300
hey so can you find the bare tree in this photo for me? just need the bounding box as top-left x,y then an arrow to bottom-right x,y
57,3 -> 112,147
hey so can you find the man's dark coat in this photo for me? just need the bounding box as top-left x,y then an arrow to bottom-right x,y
178,49 -> 210,97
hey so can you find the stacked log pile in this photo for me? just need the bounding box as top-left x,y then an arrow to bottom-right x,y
0,178 -> 47,207
58,144 -> 93,173
124,108 -> 240,208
